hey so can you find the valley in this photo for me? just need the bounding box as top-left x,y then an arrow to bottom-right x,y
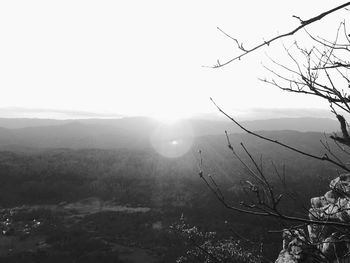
0,117 -> 343,262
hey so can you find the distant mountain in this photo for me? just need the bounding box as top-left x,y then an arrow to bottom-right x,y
0,107 -> 123,120
0,116 -> 339,131
0,117 -> 339,150
240,117 -> 339,133
0,122 -> 152,150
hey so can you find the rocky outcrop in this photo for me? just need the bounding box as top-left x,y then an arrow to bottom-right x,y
275,229 -> 322,263
276,174 -> 350,263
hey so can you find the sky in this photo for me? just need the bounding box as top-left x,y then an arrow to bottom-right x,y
0,0 -> 348,120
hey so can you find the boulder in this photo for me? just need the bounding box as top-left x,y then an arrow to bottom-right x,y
276,174 -> 350,262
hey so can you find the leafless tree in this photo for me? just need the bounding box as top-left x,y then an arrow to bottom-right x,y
198,2 -> 350,261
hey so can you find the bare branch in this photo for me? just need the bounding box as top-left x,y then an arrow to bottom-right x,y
209,2 -> 350,68
210,97 -> 350,172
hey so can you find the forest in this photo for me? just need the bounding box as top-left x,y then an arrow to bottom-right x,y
0,119 -> 344,262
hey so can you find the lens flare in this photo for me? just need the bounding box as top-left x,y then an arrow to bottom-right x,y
150,121 -> 194,158
171,140 -> 179,145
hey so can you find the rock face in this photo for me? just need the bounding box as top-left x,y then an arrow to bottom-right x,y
276,174 -> 350,263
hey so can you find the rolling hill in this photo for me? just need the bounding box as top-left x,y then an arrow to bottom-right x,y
0,117 -> 339,150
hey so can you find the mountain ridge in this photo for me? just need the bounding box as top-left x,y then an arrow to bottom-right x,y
0,117 -> 340,150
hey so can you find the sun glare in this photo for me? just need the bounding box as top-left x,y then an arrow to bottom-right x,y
148,107 -> 191,125
171,140 -> 179,145
150,122 -> 194,158
152,114 -> 183,125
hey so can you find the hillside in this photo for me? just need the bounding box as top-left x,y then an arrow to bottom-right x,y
0,117 -> 339,150
0,117 -> 345,262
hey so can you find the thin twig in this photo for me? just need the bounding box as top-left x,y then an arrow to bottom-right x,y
208,2 -> 350,68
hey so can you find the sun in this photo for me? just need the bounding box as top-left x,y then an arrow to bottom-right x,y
151,114 -> 183,125
148,106 -> 191,125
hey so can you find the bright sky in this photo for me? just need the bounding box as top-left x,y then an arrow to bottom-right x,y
0,0 -> 347,120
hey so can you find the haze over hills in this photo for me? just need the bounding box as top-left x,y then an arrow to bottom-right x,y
0,117 -> 339,150
0,106 -> 334,123
0,116 -> 339,130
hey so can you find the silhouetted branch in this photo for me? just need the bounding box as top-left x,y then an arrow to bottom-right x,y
210,97 -> 350,172
199,145 -> 350,228
209,2 -> 350,68
331,115 -> 350,146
